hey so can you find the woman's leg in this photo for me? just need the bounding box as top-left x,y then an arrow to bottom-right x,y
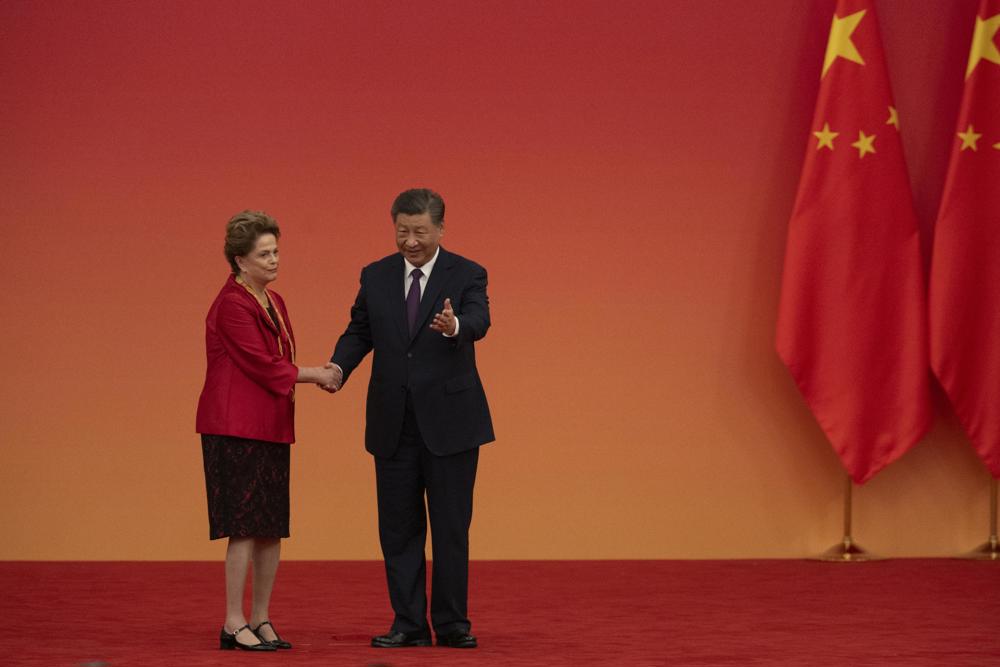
249,537 -> 282,640
224,537 -> 263,645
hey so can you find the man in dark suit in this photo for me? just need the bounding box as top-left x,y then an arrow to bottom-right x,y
325,188 -> 494,649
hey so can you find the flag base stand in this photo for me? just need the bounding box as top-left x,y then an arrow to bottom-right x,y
815,476 -> 882,562
959,478 -> 998,561
818,535 -> 881,562
960,536 -> 999,561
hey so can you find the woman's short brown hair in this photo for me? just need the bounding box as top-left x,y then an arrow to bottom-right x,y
224,210 -> 280,274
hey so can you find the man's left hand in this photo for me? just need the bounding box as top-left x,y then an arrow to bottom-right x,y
430,298 -> 457,336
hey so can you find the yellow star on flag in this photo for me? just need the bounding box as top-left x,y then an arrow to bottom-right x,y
814,122 -> 839,150
851,131 -> 876,158
886,106 -> 899,130
994,141 -> 1000,151
966,13 -> 1000,78
822,10 -> 866,78
957,124 -> 982,151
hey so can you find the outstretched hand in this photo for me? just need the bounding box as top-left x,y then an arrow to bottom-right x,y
430,298 -> 457,335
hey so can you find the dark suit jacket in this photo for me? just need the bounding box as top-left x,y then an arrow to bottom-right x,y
331,247 -> 495,457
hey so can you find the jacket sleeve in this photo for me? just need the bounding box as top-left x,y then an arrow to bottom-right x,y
216,294 -> 298,396
454,264 -> 490,346
330,268 -> 374,385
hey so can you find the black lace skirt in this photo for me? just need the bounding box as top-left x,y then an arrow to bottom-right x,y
201,434 -> 290,540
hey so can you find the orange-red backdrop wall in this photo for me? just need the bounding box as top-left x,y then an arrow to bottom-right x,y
1,0 -> 991,559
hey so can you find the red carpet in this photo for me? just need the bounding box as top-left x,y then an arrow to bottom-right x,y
4,560 -> 998,666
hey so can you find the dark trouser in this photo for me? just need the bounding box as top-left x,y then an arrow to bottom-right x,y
374,396 -> 479,637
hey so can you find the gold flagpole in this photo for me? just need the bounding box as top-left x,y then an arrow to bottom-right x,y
962,477 -> 999,561
818,475 -> 880,562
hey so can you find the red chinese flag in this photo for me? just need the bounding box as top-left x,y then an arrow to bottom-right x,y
929,0 -> 1000,478
776,0 -> 931,484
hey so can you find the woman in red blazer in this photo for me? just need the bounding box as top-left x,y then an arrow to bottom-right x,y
196,210 -> 336,652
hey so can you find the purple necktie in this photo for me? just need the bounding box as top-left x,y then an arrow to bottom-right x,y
406,268 -> 423,334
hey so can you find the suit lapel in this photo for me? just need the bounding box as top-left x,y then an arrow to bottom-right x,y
384,254 -> 410,344
228,277 -> 280,335
411,248 -> 454,343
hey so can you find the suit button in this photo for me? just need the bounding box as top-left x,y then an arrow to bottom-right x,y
407,352 -> 413,358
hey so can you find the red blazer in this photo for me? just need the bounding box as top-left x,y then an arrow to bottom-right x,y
196,275 -> 298,444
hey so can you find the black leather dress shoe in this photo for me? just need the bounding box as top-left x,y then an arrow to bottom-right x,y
437,630 -> 477,648
371,630 -> 432,648
219,625 -> 277,651
252,620 -> 292,649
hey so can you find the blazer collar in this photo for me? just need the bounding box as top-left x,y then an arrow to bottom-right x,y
226,274 -> 280,335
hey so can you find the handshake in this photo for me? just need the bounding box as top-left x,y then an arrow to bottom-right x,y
317,362 -> 343,393
300,362 -> 343,394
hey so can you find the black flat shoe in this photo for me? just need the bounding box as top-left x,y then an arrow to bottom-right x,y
437,630 -> 477,648
220,624 -> 276,651
252,620 -> 292,649
371,630 -> 432,648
